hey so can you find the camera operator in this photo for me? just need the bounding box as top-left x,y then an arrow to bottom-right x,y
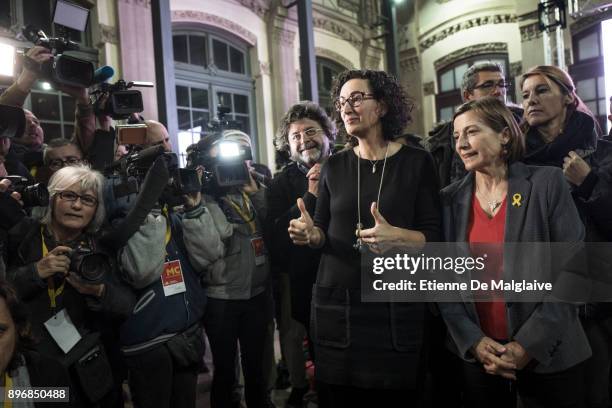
109,120 -> 224,408
265,101 -> 334,406
3,165 -> 134,407
197,129 -> 273,408
0,46 -> 96,170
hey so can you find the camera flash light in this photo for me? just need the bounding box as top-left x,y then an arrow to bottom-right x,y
0,43 -> 15,77
219,141 -> 240,158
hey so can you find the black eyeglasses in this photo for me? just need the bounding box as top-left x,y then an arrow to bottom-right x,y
334,91 -> 376,112
289,128 -> 322,142
48,157 -> 83,170
58,190 -> 98,207
472,80 -> 510,92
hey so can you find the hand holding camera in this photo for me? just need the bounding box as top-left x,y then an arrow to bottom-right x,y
36,245 -> 72,279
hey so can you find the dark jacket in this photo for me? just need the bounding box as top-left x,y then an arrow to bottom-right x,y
426,105 -> 524,188
523,110 -> 612,241
265,161 -> 320,326
6,218 -> 134,361
439,162 -> 591,373
118,207 -> 214,354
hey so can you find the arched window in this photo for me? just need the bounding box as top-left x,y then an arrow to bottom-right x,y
173,28 -> 255,166
435,54 -> 510,123
570,24 -> 607,131
316,57 -> 347,115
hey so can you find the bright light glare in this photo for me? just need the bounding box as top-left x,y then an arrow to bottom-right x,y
218,141 -> 240,158
602,19 -> 612,133
41,82 -> 52,91
393,0 -> 405,4
0,43 -> 15,77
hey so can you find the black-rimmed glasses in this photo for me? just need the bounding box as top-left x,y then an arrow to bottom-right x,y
48,157 -> 83,170
334,91 -> 376,112
472,80 -> 510,92
58,190 -> 98,207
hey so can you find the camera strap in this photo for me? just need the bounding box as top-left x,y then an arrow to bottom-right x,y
41,228 -> 65,310
223,192 -> 256,235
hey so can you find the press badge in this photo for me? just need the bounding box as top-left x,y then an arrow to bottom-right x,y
251,237 -> 266,266
161,259 -> 186,296
44,309 -> 82,354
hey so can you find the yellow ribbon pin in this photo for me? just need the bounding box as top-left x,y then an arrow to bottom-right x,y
512,193 -> 522,207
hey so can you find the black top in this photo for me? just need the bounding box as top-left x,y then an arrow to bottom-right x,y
265,161 -> 319,326
314,144 -> 441,288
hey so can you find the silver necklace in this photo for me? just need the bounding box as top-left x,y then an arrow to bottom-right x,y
476,185 -> 504,215
354,143 -> 389,252
368,159 -> 379,173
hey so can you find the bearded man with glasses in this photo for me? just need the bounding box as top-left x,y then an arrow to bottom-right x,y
265,101 -> 335,407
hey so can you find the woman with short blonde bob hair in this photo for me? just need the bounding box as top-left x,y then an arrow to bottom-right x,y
41,164 -> 106,233
439,96 -> 590,408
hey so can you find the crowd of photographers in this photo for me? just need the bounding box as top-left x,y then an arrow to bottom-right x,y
1,26 -> 612,408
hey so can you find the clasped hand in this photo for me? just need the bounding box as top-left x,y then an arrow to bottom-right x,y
472,337 -> 531,380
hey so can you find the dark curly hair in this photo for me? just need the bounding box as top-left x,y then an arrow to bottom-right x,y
0,279 -> 34,371
275,101 -> 335,154
330,70 -> 412,143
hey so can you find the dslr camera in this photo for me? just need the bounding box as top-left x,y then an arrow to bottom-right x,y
0,176 -> 49,208
70,244 -> 112,285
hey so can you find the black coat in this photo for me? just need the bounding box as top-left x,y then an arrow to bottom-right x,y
523,110 -> 612,241
5,218 -> 134,384
265,161 -> 320,327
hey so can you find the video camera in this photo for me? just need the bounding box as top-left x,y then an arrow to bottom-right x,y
91,79 -> 154,120
105,144 -> 200,200
0,176 -> 49,208
185,106 -> 252,194
20,1 -> 94,88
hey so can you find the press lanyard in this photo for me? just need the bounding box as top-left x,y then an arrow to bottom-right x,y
29,165 -> 37,178
224,192 -> 257,234
42,228 -> 64,310
162,207 -> 172,258
3,372 -> 12,408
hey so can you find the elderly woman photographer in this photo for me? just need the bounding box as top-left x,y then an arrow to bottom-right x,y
289,70 -> 441,406
439,97 -> 590,408
4,164 -> 133,406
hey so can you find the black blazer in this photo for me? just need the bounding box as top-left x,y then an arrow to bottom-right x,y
439,162 -> 591,373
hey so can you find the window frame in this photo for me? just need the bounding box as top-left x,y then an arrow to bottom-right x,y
173,26 -> 256,167
570,23 -> 607,132
435,53 -> 511,123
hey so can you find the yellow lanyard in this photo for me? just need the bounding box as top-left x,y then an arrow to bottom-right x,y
3,372 -> 12,408
42,228 -> 65,309
162,207 -> 172,258
29,165 -> 38,178
224,192 -> 257,235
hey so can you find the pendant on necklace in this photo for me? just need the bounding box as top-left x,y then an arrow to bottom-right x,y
372,163 -> 376,173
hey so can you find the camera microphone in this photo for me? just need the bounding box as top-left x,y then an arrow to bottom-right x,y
92,65 -> 115,85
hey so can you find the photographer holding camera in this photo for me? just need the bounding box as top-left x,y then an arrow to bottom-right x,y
0,45 -> 96,172
191,129 -> 272,408
109,120 -> 224,408
2,164 -> 134,407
